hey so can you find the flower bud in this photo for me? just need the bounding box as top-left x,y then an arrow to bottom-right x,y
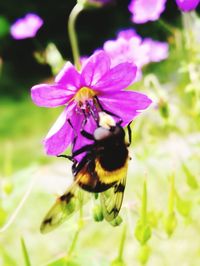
163,212 -> 177,237
135,220 -> 152,245
93,204 -> 104,222
2,180 -> 14,195
158,98 -> 169,119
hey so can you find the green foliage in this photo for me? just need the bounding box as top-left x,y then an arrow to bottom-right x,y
182,163 -> 199,190
0,16 -> 9,38
21,237 -> 32,266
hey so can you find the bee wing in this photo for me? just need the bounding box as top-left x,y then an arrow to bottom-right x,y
40,180 -> 87,234
100,176 -> 126,222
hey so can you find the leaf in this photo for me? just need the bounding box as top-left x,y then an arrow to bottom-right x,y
176,195 -> 191,217
182,163 -> 198,189
20,237 -> 31,266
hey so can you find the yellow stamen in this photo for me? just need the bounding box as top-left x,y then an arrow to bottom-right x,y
74,87 -> 96,104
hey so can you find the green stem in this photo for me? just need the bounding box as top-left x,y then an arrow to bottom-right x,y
158,19 -> 175,35
118,225 -> 127,261
21,237 -> 32,266
168,174 -> 175,214
67,228 -> 80,257
141,179 -> 147,225
68,3 -> 84,70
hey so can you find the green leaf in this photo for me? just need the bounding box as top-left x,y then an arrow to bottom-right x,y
0,16 -> 10,38
176,195 -> 191,217
47,258 -> 80,266
21,237 -> 31,266
182,164 -> 198,189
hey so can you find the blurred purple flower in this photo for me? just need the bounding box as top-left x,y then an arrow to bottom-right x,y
103,29 -> 168,80
10,13 -> 43,40
31,51 -> 151,156
128,0 -> 167,24
176,0 -> 200,11
128,0 -> 200,24
142,38 -> 169,62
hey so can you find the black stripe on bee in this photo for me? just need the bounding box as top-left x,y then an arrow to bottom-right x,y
43,217 -> 52,225
60,192 -> 74,202
114,183 -> 125,193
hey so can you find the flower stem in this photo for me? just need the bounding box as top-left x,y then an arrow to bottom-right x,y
68,3 -> 84,70
67,228 -> 80,257
117,225 -> 127,261
168,174 -> 175,214
141,179 -> 147,225
158,19 -> 175,35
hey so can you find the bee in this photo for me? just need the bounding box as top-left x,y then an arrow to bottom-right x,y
40,112 -> 132,233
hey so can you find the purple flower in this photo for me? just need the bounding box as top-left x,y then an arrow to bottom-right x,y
176,0 -> 200,11
10,13 -> 43,40
117,28 -> 142,41
103,29 -> 168,80
31,51 -> 152,156
128,0 -> 200,24
142,38 -> 169,62
128,0 -> 167,24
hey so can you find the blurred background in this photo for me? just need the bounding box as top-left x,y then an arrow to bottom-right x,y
1,1 -> 200,265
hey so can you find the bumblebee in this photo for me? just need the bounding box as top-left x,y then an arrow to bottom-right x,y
40,112 -> 132,233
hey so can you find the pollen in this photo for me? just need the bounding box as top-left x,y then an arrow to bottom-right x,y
99,112 -> 116,129
74,87 -> 96,104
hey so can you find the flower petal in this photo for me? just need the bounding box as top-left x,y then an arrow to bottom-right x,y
81,51 -> 111,87
128,0 -> 167,24
94,63 -> 137,92
176,0 -> 200,12
44,103 -> 76,155
98,91 -> 152,125
55,61 -> 81,90
31,84 -> 75,107
142,38 -> 169,62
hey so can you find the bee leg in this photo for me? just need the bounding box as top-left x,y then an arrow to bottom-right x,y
72,144 -> 94,157
57,154 -> 74,161
94,96 -> 122,122
73,153 -> 91,176
127,121 -> 132,146
81,129 -> 94,140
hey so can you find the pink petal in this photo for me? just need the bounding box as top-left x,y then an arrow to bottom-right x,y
98,91 -> 152,125
31,84 -> 75,107
128,0 -> 167,24
176,0 -> 200,12
10,13 -> 43,40
94,63 -> 137,92
142,38 -> 168,62
81,51 -> 111,87
55,62 -> 81,90
44,103 -> 76,155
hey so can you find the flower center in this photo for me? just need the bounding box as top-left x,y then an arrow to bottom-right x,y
74,87 -> 96,104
